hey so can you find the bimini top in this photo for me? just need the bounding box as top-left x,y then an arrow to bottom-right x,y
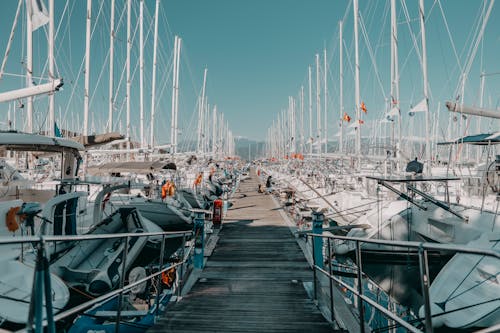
0,131 -> 84,153
438,133 -> 500,145
88,160 -> 177,175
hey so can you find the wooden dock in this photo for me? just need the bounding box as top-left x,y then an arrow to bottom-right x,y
149,171 -> 336,332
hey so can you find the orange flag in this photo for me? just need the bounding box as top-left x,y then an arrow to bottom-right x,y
361,102 -> 367,113
343,112 -> 351,122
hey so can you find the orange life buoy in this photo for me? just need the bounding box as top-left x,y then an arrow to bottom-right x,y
6,206 -> 22,232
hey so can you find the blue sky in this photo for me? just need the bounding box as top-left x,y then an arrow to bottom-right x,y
1,0 -> 499,144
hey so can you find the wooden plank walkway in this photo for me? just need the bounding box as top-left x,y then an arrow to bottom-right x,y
149,171 -> 335,332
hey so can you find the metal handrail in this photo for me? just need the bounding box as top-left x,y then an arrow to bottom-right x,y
0,230 -> 192,244
308,233 -> 500,259
307,232 -> 500,333
0,228 -> 196,333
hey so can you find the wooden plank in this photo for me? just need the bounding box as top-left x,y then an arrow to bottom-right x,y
151,170 -> 337,332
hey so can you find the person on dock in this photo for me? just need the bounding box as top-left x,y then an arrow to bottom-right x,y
266,175 -> 272,194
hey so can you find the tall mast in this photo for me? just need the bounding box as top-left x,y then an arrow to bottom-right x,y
300,85 -> 304,153
126,0 -> 131,149
83,0 -> 91,137
175,38 -> 182,153
48,0 -> 55,135
391,0 -> 401,170
139,0 -> 144,147
170,36 -> 178,154
353,0 -> 361,161
150,0 -> 159,147
198,68 -> 208,153
26,0 -> 33,133
308,66 -> 313,157
171,36 -> 182,154
315,54 -> 321,157
339,20 -> 344,154
323,48 -> 328,155
212,105 -> 217,156
108,0 -> 114,132
419,0 -> 430,164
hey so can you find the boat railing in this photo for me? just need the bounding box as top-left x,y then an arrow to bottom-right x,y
4,227 -> 197,333
307,219 -> 500,333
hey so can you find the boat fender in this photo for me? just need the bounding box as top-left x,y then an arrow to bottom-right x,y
129,267 -> 147,295
6,206 -> 24,232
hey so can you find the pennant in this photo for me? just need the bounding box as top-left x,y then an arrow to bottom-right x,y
358,119 -> 364,125
408,98 -> 428,116
361,101 -> 367,113
343,112 -> 351,122
27,0 -> 49,32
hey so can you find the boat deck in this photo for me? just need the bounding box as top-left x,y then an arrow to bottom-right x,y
149,171 -> 336,332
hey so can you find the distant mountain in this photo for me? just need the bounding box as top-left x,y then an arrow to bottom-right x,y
234,138 -> 265,161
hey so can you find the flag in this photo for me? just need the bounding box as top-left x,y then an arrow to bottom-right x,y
361,101 -> 367,113
54,122 -> 62,137
358,119 -> 364,125
408,98 -> 428,116
343,112 -> 351,122
27,0 -> 49,31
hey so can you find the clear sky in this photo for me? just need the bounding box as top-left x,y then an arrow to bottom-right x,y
1,0 -> 499,144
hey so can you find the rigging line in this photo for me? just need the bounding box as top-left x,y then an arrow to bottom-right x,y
54,0 -> 77,81
400,0 -> 423,76
457,0 -> 495,99
436,0 -> 463,75
60,0 -> 107,129
0,0 -> 22,81
358,12 -> 387,102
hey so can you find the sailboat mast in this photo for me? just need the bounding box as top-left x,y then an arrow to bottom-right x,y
315,53 -> 321,157
171,36 -> 178,154
339,20 -> 343,154
150,0 -> 159,148
300,85 -> 304,153
83,0 -> 91,137
391,0 -> 401,170
139,0 -> 144,147
198,68 -> 208,153
353,0 -> 361,161
212,105 -> 217,156
126,0 -> 131,150
108,0 -> 114,132
171,36 -> 182,154
175,38 -> 182,153
308,65 -> 312,157
48,0 -> 55,135
26,1 -> 33,133
323,48 -> 327,155
419,0 -> 430,164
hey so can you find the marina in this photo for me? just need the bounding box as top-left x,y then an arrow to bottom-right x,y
0,0 -> 499,332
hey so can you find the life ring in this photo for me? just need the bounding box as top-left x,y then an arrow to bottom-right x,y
6,206 -> 23,232
161,267 -> 176,288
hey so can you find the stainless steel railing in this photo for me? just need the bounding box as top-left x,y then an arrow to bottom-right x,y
0,229 -> 195,333
307,232 -> 500,333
